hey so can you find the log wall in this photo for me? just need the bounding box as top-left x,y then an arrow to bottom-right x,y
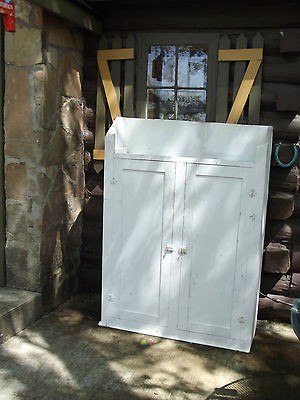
81,33 -> 103,290
79,19 -> 300,317
258,28 -> 300,321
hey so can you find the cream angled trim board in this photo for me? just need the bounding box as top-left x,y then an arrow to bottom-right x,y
97,48 -> 134,120
93,149 -> 105,161
218,48 -> 263,124
94,48 -> 134,160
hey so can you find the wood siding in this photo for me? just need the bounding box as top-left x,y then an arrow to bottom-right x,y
81,33 -> 103,289
254,28 -> 300,320
80,25 -> 300,321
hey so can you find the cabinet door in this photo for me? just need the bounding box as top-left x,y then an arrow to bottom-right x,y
177,163 -> 253,340
102,159 -> 175,329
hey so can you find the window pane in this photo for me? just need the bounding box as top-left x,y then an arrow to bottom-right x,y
147,46 -> 176,87
178,47 -> 207,88
177,89 -> 206,122
147,89 -> 175,120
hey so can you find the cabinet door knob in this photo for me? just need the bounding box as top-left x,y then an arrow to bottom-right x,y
165,245 -> 174,253
178,246 -> 188,255
178,246 -> 187,256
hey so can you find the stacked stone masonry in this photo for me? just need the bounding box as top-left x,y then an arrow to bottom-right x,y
4,0 -> 84,310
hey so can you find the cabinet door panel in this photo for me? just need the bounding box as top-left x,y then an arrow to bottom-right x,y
104,160 -> 175,327
178,164 -> 250,338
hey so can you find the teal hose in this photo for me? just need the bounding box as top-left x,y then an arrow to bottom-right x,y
274,143 -> 298,168
291,298 -> 300,341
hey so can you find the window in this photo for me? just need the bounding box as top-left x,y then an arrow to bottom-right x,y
147,45 -> 207,121
136,33 -> 219,122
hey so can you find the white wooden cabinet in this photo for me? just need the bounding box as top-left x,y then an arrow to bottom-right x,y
100,117 -> 272,352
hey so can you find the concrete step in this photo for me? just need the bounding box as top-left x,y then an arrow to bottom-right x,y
0,288 -> 43,343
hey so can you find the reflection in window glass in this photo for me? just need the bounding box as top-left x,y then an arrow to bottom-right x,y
177,89 -> 206,122
146,44 -> 208,121
147,46 -> 176,87
147,89 -> 175,120
178,47 -> 207,88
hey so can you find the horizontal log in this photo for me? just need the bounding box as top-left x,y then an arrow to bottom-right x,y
265,220 -> 300,242
83,107 -> 95,125
83,196 -> 103,220
262,272 -> 300,297
258,271 -> 300,322
263,61 -> 300,84
258,295 -> 293,322
267,191 -> 294,220
78,268 -> 101,291
84,94 -> 98,112
81,224 -> 102,258
273,132 -> 300,142
291,244 -> 300,273
260,272 -> 283,295
85,172 -> 104,196
261,82 -> 300,112
263,242 -> 290,273
82,85 -> 98,100
104,3 -> 300,31
83,57 -> 98,72
260,112 -> 300,141
83,129 -> 95,148
260,83 -> 277,111
83,80 -> 98,96
293,194 -> 300,218
263,54 -> 300,65
277,84 -> 300,111
80,252 -> 101,264
271,274 -> 300,297
269,166 -> 300,193
259,31 -> 280,56
280,29 -> 300,53
82,72 -> 97,85
84,35 -> 101,53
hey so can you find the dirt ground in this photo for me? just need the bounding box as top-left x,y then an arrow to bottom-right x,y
0,293 -> 299,400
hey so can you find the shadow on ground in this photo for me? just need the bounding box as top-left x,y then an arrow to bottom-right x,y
0,293 -> 299,400
206,373 -> 300,399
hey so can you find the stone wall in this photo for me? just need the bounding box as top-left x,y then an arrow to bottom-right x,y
4,0 -> 85,309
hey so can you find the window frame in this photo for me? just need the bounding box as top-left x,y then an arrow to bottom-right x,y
136,32 -> 219,122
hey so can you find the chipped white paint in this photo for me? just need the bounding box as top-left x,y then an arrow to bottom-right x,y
100,117 -> 273,352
